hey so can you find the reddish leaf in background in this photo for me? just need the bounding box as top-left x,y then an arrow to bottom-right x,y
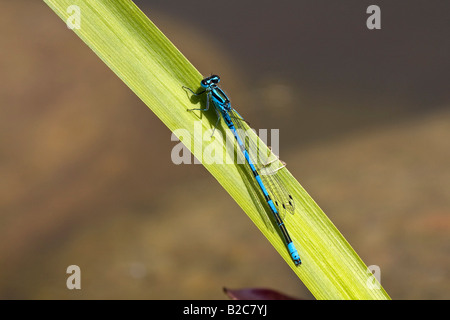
223,287 -> 300,300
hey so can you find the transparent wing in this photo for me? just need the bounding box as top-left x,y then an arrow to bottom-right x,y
259,160 -> 295,218
229,108 -> 295,219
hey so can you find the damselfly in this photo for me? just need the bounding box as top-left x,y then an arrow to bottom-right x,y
183,75 -> 302,266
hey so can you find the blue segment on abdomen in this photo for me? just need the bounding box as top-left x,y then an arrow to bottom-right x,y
267,199 -> 278,213
288,242 -> 301,262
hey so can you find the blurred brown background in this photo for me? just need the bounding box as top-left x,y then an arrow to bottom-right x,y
0,0 -> 449,299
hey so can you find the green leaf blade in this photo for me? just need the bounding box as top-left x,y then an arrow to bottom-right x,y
44,0 -> 390,300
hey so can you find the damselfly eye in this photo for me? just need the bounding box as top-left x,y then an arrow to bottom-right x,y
200,79 -> 209,88
210,75 -> 220,83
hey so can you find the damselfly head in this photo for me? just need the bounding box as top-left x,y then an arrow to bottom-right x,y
201,75 -> 221,88
210,75 -> 220,83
